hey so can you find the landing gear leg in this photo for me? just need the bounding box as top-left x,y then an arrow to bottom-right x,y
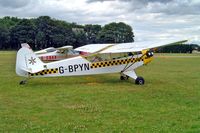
120,75 -> 129,80
122,71 -> 145,85
120,72 -> 129,80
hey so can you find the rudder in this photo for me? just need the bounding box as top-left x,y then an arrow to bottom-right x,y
16,46 -> 45,77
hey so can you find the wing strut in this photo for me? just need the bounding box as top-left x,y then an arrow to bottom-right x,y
121,52 -> 146,73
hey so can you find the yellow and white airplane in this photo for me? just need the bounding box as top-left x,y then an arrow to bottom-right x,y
16,39 -> 187,85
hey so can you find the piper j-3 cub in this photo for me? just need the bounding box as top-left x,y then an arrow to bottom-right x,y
16,39 -> 187,85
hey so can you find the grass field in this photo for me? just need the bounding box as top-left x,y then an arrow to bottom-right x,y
0,51 -> 200,132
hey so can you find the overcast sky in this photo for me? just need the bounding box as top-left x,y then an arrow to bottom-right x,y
0,0 -> 199,42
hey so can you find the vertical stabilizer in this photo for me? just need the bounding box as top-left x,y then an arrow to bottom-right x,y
16,46 -> 45,77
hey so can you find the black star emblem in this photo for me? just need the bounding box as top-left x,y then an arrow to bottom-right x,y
28,57 -> 36,65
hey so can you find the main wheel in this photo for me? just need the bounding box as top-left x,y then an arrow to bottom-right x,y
120,76 -> 125,80
135,77 -> 145,85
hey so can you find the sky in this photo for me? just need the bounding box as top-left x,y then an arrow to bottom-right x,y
0,0 -> 200,43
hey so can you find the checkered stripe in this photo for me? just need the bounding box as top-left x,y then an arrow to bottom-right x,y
91,58 -> 144,69
29,68 -> 58,76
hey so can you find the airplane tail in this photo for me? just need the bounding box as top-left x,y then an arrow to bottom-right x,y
16,44 -> 46,77
21,43 -> 31,49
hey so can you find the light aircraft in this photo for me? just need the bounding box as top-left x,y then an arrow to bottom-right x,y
16,39 -> 187,85
21,43 -> 79,61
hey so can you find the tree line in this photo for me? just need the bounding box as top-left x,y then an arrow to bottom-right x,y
0,16 -> 199,53
157,44 -> 200,53
0,16 -> 134,50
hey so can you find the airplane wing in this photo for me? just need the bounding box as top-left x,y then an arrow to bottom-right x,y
75,44 -> 114,53
57,45 -> 73,50
35,47 -> 56,54
75,39 -> 187,54
100,39 -> 188,53
35,45 -> 73,54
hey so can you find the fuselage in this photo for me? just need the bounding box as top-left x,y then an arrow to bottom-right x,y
28,54 -> 153,78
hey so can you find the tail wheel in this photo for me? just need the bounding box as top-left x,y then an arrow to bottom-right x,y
19,80 -> 27,85
135,77 -> 145,85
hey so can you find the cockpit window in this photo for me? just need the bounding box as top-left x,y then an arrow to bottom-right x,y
85,52 -> 134,62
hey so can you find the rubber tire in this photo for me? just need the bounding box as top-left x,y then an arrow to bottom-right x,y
135,77 -> 145,85
120,76 -> 125,80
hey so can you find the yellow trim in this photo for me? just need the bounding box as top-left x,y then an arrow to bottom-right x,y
29,68 -> 58,76
142,49 -> 148,55
91,58 -> 143,68
143,56 -> 153,65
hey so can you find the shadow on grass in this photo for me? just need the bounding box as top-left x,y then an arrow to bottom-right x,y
18,74 -> 138,88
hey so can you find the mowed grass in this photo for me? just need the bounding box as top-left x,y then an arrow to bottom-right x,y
0,51 -> 200,132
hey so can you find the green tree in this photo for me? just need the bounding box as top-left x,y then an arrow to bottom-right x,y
0,16 -> 135,50
51,19 -> 76,48
97,22 -> 134,43
84,24 -> 101,44
35,16 -> 53,49
0,16 -> 21,49
35,16 -> 76,49
10,19 -> 36,49
35,31 -> 46,49
0,25 -> 10,49
158,44 -> 194,53
74,30 -> 87,48
0,16 -> 20,29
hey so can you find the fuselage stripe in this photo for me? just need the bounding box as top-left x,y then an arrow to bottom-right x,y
29,68 -> 58,76
91,58 -> 140,68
